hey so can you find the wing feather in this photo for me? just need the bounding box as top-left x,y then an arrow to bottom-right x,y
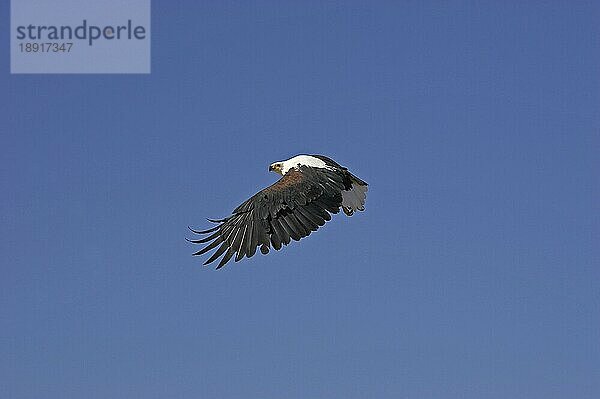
248,221 -> 259,257
192,236 -> 223,256
187,229 -> 221,244
306,202 -> 331,221
241,219 -> 254,260
235,223 -> 250,262
188,225 -> 220,234
279,214 -> 301,241
269,223 -> 282,250
204,241 -> 230,265
294,207 -> 318,231
287,212 -> 310,237
296,205 -> 324,227
271,218 -> 290,245
218,224 -> 245,269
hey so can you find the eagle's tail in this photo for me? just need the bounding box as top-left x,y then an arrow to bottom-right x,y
341,174 -> 368,216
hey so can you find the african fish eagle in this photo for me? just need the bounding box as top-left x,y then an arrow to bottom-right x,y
188,154 -> 368,269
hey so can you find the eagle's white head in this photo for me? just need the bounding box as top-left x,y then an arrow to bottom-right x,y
268,161 -> 284,176
269,155 -> 329,176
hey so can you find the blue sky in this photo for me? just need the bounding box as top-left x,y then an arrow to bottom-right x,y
1,1 -> 599,398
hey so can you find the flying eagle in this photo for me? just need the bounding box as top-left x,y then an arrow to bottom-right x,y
189,154 -> 368,269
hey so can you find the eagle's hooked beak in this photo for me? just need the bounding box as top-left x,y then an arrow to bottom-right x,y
269,162 -> 283,175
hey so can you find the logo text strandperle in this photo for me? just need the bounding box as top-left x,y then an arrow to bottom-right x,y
16,19 -> 146,46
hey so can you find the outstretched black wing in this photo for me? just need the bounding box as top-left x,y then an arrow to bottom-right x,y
188,165 -> 349,269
